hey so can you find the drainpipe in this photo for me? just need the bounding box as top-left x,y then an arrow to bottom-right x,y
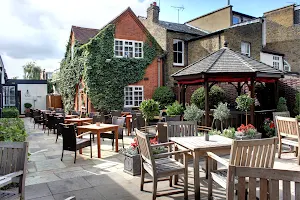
157,58 -> 161,87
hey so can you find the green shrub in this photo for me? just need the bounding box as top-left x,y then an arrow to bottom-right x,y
277,97 -> 288,112
295,93 -> 300,114
24,103 -> 32,109
139,99 -> 160,122
166,101 -> 184,116
190,85 -> 225,109
222,127 -> 236,139
184,104 -> 204,122
152,86 -> 175,109
2,107 -> 19,118
213,102 -> 230,131
0,118 -> 27,142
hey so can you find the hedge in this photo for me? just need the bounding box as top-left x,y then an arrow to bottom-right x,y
0,118 -> 27,142
2,107 -> 19,118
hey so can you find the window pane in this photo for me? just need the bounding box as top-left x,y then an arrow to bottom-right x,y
178,41 -> 183,51
178,53 -> 183,64
174,52 -> 178,63
173,42 -> 178,51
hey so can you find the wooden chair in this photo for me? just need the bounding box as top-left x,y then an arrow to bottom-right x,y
227,165 -> 300,200
0,142 -> 28,200
273,111 -> 290,136
207,138 -> 278,199
60,124 -> 92,163
135,129 -> 189,200
275,116 -> 300,164
166,121 -> 198,138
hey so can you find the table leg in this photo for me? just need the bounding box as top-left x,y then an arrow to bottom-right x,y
114,127 -> 119,152
126,117 -> 131,136
193,151 -> 200,200
78,129 -> 83,154
97,131 -> 101,158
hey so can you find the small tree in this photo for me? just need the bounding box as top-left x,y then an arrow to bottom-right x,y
277,97 -> 288,112
152,86 -> 175,109
184,104 -> 204,123
236,94 -> 254,125
213,102 -> 230,131
191,85 -> 225,109
139,99 -> 160,125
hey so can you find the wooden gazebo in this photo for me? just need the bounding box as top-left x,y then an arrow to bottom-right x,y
172,46 -> 284,126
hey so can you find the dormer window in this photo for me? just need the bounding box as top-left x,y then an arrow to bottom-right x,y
233,16 -> 241,25
114,39 -> 143,58
295,6 -> 300,25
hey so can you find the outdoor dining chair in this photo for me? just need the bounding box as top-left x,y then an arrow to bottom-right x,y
101,116 -> 125,149
60,123 -> 93,163
33,110 -> 43,129
136,129 -> 189,200
46,114 -> 56,135
55,116 -> 65,142
207,137 -> 278,199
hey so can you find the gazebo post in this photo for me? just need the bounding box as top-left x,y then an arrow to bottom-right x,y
237,82 -> 242,96
182,85 -> 186,107
177,84 -> 181,102
250,78 -> 255,125
274,80 -> 279,106
204,79 -> 210,126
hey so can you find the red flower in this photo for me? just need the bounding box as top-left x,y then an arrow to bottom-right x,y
237,124 -> 256,133
270,122 -> 275,129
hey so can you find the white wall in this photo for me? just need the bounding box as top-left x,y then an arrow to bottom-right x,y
18,84 -> 47,114
260,52 -> 283,71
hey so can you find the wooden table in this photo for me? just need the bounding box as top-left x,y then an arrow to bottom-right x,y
77,124 -> 119,158
64,115 -> 78,119
64,118 -> 93,126
169,135 -> 232,200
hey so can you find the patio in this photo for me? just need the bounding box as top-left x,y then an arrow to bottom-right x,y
24,118 -> 300,200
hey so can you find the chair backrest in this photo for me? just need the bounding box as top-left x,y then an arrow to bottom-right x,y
166,121 -> 198,138
273,111 -> 290,120
131,113 -> 137,129
135,129 -> 155,168
111,110 -> 122,117
47,114 -> 56,128
55,116 -> 65,125
0,142 -> 28,176
275,116 -> 300,139
93,115 -> 105,124
61,124 -> 77,151
227,165 -> 300,200
136,113 -> 145,129
112,116 -> 125,135
89,112 -> 99,118
229,138 -> 277,168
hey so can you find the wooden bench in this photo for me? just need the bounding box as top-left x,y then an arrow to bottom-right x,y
227,165 -> 300,200
0,142 -> 28,200
275,116 -> 300,165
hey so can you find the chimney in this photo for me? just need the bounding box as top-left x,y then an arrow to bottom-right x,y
147,2 -> 160,23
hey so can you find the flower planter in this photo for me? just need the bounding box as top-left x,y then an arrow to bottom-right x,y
123,154 -> 141,176
235,132 -> 262,140
165,115 -> 181,121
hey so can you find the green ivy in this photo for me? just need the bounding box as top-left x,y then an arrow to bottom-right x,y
57,24 -> 161,112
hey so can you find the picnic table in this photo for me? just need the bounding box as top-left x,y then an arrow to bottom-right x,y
169,135 -> 232,200
77,124 -> 119,158
64,118 -> 93,126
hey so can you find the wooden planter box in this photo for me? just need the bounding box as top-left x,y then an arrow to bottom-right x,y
235,132 -> 262,140
123,154 -> 141,176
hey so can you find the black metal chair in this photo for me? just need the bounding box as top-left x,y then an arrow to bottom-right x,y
33,110 -> 43,128
136,113 -> 146,129
60,123 -> 92,163
46,114 -> 56,135
55,116 -> 65,142
101,116 -> 125,149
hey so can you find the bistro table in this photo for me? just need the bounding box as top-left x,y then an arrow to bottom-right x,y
169,135 -> 232,200
64,118 -> 93,126
77,124 -> 119,158
64,115 -> 78,119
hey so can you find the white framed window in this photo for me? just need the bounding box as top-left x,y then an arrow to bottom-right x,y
114,39 -> 143,58
241,42 -> 251,57
124,86 -> 144,107
273,56 -> 280,69
284,60 -> 291,72
173,39 -> 184,66
3,86 -> 15,107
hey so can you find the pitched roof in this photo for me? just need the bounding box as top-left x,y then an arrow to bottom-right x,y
71,26 -> 99,44
172,47 -> 283,78
158,20 -> 206,36
261,47 -> 285,56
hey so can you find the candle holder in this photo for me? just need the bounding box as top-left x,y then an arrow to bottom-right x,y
96,122 -> 101,126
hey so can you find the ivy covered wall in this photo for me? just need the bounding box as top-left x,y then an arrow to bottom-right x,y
58,24 -> 161,112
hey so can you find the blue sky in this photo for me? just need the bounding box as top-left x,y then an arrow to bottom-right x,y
155,0 -> 296,23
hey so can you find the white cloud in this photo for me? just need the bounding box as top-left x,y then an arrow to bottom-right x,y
0,0 -> 152,78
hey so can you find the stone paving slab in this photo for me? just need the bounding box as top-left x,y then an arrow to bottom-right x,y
47,177 -> 92,195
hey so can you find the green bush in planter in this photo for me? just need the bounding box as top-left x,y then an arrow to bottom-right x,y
277,97 -> 288,112
236,94 -> 254,125
213,102 -> 230,131
139,99 -> 160,123
152,86 -> 175,109
2,107 -> 19,118
24,103 -> 32,109
191,85 -> 225,109
166,101 -> 184,116
0,118 -> 27,142
184,104 -> 204,122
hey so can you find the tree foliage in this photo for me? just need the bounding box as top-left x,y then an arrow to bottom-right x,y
139,99 -> 160,122
152,86 -> 175,109
166,101 -> 184,116
277,97 -> 288,112
184,104 -> 204,122
23,62 -> 41,80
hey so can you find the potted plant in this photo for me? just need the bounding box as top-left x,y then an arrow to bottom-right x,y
213,102 -> 230,131
166,101 -> 184,121
236,94 -> 254,125
222,127 -> 236,139
183,104 -> 204,123
235,124 -> 262,140
122,136 -> 164,176
277,97 -> 288,112
24,103 -> 32,117
139,99 -> 160,126
263,118 -> 275,137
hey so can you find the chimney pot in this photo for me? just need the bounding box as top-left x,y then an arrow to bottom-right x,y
147,1 -> 160,23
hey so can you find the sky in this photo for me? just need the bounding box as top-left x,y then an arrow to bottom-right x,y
0,0 -> 294,79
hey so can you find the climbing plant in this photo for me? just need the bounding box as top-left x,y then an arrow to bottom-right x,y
57,24 -> 161,112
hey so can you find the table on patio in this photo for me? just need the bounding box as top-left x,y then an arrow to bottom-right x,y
169,135 -> 232,200
64,114 -> 78,119
64,118 -> 93,126
77,124 -> 119,158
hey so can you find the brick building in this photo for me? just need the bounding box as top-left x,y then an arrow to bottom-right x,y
68,8 -> 163,112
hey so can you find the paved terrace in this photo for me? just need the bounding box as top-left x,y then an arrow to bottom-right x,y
24,118 -> 300,200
